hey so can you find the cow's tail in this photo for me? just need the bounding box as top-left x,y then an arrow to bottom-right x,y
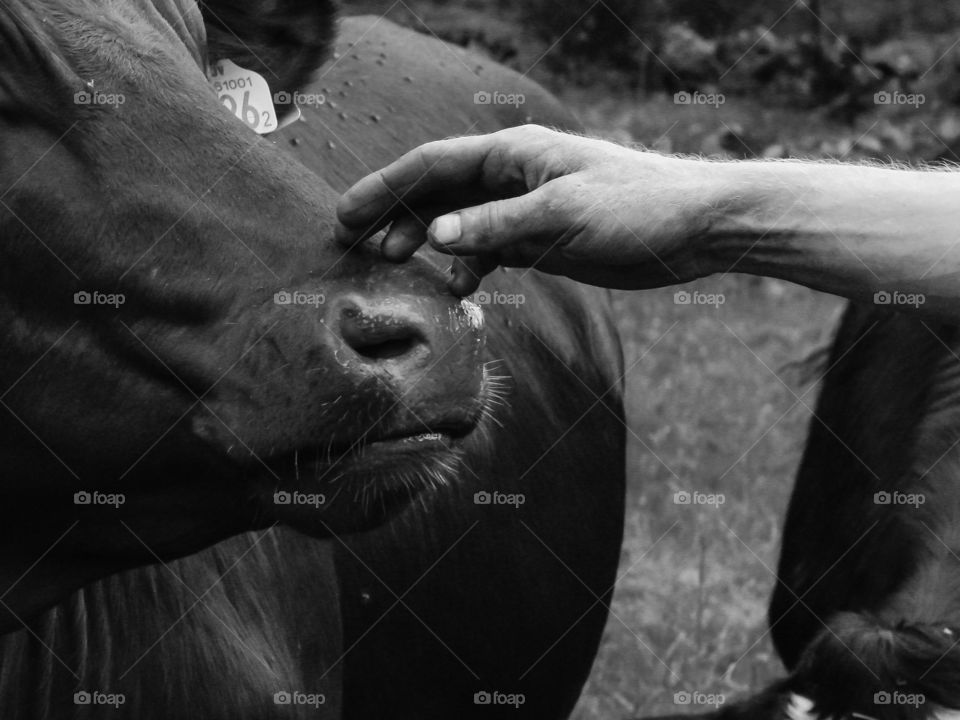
647,613 -> 960,720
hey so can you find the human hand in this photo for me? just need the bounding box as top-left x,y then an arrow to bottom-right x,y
335,125 -> 722,295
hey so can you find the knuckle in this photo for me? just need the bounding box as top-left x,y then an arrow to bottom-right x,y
463,204 -> 501,249
502,123 -> 547,144
415,139 -> 460,173
520,123 -> 551,137
537,180 -> 566,212
415,140 -> 444,168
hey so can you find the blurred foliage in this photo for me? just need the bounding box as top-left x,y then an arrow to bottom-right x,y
519,0 -> 960,55
342,0 -> 960,55
516,0 -> 960,91
519,0 -> 657,73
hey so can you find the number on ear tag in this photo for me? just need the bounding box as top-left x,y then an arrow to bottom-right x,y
208,59 -> 279,135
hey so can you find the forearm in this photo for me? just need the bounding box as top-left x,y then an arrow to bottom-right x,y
705,160 -> 960,318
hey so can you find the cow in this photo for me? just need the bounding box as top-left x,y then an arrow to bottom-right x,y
0,2 -> 625,719
647,303 -> 960,720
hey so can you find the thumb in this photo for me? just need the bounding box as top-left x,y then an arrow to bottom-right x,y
427,185 -> 565,256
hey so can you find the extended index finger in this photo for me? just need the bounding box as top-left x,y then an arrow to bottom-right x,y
334,133 -> 497,245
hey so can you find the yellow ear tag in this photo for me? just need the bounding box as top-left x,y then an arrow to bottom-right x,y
208,59 -> 279,135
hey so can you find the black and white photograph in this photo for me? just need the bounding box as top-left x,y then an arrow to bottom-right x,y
1,0 -> 960,718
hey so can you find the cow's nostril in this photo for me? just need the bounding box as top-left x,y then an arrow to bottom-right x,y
350,335 -> 419,361
339,306 -> 426,363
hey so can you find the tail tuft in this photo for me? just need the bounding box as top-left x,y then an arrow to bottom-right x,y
788,612 -> 960,720
633,614 -> 960,720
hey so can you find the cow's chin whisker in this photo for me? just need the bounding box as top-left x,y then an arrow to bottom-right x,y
481,360 -> 511,411
263,360 -> 509,519
346,446 -> 466,518
477,359 -> 512,431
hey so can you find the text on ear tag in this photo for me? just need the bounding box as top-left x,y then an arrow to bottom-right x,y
208,59 -> 278,135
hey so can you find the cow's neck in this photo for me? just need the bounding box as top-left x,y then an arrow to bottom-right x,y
0,527 -> 127,636
0,530 -> 343,719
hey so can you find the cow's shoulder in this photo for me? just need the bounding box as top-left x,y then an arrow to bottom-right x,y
288,16 -> 580,188
331,15 -> 581,135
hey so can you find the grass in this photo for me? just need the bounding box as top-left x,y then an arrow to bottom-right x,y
572,276 -> 843,718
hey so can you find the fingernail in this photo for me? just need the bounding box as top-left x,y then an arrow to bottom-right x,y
430,214 -> 461,246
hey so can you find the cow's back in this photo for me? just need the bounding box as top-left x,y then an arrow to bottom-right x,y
277,17 -> 626,720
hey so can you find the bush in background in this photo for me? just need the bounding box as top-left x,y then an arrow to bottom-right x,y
517,0 -> 960,81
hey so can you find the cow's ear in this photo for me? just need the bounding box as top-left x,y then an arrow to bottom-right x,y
200,1 -> 337,93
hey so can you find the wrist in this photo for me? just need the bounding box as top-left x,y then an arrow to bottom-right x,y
700,160 -> 814,277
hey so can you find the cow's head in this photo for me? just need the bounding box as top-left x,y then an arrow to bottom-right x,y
0,0 -> 487,623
